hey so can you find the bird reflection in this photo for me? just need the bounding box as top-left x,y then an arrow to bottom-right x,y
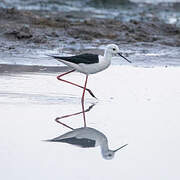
46,126 -> 127,160
46,104 -> 128,160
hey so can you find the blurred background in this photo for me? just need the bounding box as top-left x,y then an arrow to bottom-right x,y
0,0 -> 180,69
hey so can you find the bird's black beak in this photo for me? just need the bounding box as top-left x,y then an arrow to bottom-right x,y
118,53 -> 131,63
113,144 -> 128,152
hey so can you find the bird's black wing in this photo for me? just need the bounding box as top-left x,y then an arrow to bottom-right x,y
48,137 -> 96,148
49,53 -> 99,64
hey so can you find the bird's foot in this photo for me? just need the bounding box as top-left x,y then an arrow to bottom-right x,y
87,88 -> 97,99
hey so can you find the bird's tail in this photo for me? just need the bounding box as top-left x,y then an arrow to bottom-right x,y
42,139 -> 57,142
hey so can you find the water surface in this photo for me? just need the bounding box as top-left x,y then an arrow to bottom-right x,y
0,66 -> 180,179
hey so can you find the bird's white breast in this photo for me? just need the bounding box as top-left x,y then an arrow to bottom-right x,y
78,55 -> 111,74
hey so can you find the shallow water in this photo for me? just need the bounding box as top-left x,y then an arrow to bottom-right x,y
1,43 -> 180,67
0,66 -> 180,179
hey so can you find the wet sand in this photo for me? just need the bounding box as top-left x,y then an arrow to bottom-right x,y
0,66 -> 180,179
1,7 -> 179,47
0,64 -> 70,73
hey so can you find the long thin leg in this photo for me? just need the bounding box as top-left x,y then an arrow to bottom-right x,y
81,75 -> 88,127
56,104 -> 95,121
57,70 -> 96,98
55,117 -> 74,130
55,104 -> 96,130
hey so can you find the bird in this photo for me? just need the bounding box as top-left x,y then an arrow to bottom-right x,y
45,127 -> 128,160
48,44 -> 131,126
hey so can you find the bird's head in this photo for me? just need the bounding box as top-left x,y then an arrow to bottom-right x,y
103,150 -> 115,160
105,44 -> 131,63
106,44 -> 120,55
102,144 -> 128,160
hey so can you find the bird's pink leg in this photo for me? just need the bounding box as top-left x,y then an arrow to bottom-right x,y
57,70 -> 96,98
81,75 -> 88,127
56,75 -> 89,128
55,104 -> 95,129
55,117 -> 74,130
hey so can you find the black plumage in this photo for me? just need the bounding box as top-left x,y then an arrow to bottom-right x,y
49,137 -> 96,148
49,53 -> 99,64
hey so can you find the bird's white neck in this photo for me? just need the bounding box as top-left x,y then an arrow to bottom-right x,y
104,50 -> 113,63
100,139 -> 109,154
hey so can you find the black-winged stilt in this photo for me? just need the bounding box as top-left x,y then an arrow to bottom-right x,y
46,127 -> 128,160
46,118 -> 128,160
48,44 -> 131,126
45,104 -> 128,159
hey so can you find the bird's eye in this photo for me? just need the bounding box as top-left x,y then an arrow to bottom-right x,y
113,48 -> 116,51
108,154 -> 112,157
